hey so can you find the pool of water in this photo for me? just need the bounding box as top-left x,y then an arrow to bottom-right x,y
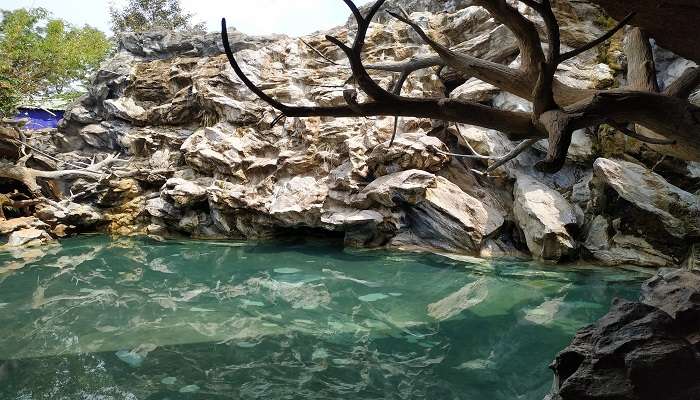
0,235 -> 646,399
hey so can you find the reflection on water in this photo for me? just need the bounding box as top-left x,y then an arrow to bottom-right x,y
0,235 -> 645,399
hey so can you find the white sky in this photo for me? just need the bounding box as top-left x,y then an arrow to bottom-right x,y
1,0 -> 374,36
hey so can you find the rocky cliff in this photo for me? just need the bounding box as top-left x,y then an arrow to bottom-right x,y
1,0 -> 699,267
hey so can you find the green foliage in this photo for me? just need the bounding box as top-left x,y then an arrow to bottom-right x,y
110,0 -> 205,33
594,15 -> 617,30
0,8 -> 111,117
0,76 -> 21,117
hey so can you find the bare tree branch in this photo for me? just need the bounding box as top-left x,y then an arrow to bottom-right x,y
220,0 -> 700,175
386,9 -> 533,99
221,13 -> 541,140
366,56 -> 443,74
474,0 -> 545,76
529,0 -> 560,117
474,138 -> 539,176
0,154 -> 127,197
625,27 -> 660,93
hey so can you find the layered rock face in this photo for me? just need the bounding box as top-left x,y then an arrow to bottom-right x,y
2,0 -> 696,269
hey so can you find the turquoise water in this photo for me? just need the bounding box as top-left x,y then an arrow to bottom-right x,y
0,235 -> 645,399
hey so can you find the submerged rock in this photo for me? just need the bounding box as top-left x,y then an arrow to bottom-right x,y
427,278 -> 489,320
0,217 -> 48,236
178,384 -> 200,393
115,350 -> 146,368
6,228 -> 54,247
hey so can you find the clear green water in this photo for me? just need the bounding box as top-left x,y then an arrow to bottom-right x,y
0,235 -> 646,400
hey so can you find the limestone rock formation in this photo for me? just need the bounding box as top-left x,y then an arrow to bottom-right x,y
395,176 -> 505,253
0,0 -> 696,270
2,3 -> 700,398
367,134 -> 450,177
584,216 -> 675,268
354,169 -> 435,208
593,158 -> 700,239
513,174 -> 579,261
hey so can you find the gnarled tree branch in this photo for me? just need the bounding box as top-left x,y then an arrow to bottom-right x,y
221,6 -> 541,141
0,154 -> 128,197
221,0 -> 700,175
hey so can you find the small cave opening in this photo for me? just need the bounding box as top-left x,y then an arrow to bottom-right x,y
270,226 -> 346,248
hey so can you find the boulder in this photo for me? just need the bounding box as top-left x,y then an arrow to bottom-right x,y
162,178 -> 208,207
145,198 -> 181,220
79,124 -> 113,149
593,158 -> 700,239
354,169 -> 436,208
584,216 -> 675,268
320,208 -> 384,228
400,177 -> 505,252
570,172 -> 593,206
455,125 -> 515,158
513,174 -> 579,261
321,208 -> 387,247
178,211 -> 200,234
450,78 -> 499,103
0,217 -> 48,235
269,177 -> 328,226
180,126 -> 246,175
641,268 -> 700,327
104,97 -> 147,124
207,181 -> 266,211
34,202 -> 104,228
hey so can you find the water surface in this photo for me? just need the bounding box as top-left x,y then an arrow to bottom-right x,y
0,235 -> 645,399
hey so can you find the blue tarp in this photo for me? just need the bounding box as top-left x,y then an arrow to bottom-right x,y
15,108 -> 65,130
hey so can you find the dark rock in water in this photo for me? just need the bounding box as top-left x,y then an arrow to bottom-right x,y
547,271 -> 700,400
641,269 -> 700,332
